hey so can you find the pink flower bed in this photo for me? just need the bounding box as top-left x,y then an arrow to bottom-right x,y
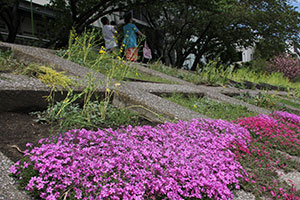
236,111 -> 300,155
267,54 -> 300,80
235,111 -> 300,199
11,119 -> 249,200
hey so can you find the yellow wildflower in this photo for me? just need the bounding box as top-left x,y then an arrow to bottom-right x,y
193,104 -> 197,108
106,88 -> 111,93
115,83 -> 121,87
99,49 -> 106,54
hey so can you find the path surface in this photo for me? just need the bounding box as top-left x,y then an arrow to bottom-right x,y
0,152 -> 32,200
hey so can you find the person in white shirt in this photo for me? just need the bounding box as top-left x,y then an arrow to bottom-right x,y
101,17 -> 118,53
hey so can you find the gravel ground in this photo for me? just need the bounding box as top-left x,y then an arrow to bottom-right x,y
0,152 -> 31,200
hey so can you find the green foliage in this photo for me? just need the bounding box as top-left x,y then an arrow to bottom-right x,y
125,69 -> 176,84
0,50 -> 25,72
10,157 -> 40,198
163,93 -> 257,121
38,29 -> 158,134
197,58 -> 233,86
145,0 -> 300,69
275,97 -> 300,109
234,92 -> 298,114
230,68 -> 300,90
63,29 -> 171,84
238,92 -> 277,109
150,60 -> 233,86
32,73 -> 142,133
243,58 -> 268,73
254,93 -> 276,109
254,38 -> 287,60
45,0 -> 152,47
20,64 -> 73,89
0,50 -> 73,89
33,100 -> 141,133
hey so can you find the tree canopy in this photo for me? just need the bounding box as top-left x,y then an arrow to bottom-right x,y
1,0 -> 299,68
144,0 -> 300,70
45,0 -> 154,48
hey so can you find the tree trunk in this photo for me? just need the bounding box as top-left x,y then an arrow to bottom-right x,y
175,48 -> 188,68
190,52 -> 202,71
2,1 -> 20,43
0,32 -> 4,41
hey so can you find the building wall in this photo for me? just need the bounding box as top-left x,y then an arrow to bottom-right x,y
29,0 -> 49,6
242,47 -> 254,62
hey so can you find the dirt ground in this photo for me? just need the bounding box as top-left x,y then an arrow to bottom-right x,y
0,111 -> 157,163
0,112 -> 54,162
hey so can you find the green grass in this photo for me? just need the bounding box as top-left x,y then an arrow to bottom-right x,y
275,97 -> 300,109
0,50 -> 26,72
149,62 -> 212,85
0,50 -> 73,89
31,101 -> 145,133
125,70 -> 176,84
163,93 -> 257,121
148,61 -> 300,95
233,93 -> 299,114
230,68 -> 300,90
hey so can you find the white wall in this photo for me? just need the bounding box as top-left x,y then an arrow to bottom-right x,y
236,46 -> 254,63
27,0 -> 50,6
242,47 -> 254,62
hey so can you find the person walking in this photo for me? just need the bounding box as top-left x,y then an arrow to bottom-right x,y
101,17 -> 118,53
123,14 -> 145,62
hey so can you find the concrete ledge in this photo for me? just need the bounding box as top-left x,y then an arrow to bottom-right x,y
0,42 -> 277,120
113,84 -> 206,122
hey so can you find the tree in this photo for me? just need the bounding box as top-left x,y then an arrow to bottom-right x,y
0,0 -> 20,43
45,0 -> 154,48
144,0 -> 300,70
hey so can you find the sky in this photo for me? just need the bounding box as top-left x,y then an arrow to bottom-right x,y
29,0 -> 300,10
290,0 -> 300,11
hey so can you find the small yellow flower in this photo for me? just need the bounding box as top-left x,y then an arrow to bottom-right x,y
136,72 -> 139,76
114,30 -> 118,33
115,83 -> 121,87
117,56 -> 121,60
106,88 -> 111,93
99,49 -> 106,54
122,44 -> 125,47
193,104 -> 197,108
